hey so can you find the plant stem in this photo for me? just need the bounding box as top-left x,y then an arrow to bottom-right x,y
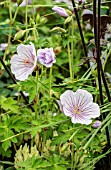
71,18 -> 74,78
71,0 -> 96,88
68,41 -> 73,80
25,0 -> 28,39
71,0 -> 87,58
49,67 -> 52,98
71,125 -> 74,170
32,0 -> 35,20
35,70 -> 39,119
13,6 -> 19,22
93,0 -> 111,104
3,1 -> 13,61
93,0 -> 111,168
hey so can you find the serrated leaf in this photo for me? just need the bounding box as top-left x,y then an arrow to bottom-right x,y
51,133 -> 71,145
33,160 -> 51,168
2,140 -> 11,151
0,97 -> 19,113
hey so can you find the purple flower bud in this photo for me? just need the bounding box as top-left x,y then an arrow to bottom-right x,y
92,120 -> 101,128
52,6 -> 69,17
37,48 -> 56,67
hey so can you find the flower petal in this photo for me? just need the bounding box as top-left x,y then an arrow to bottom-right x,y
60,90 -> 76,107
71,115 -> 92,125
52,5 -> 69,17
81,103 -> 100,118
75,89 -> 93,108
17,43 -> 36,62
37,47 -> 56,67
10,43 -> 37,81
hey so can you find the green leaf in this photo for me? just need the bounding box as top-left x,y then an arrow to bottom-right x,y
51,133 -> 71,145
0,96 -> 19,113
2,140 -> 11,151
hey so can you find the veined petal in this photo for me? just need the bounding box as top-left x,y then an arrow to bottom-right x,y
14,67 -> 34,81
81,103 -> 100,118
63,106 -> 74,117
17,43 -> 36,61
75,89 -> 93,108
37,47 -> 56,68
60,90 -> 76,108
71,115 -> 92,125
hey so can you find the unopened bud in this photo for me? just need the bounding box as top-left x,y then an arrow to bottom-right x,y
64,16 -> 72,25
29,18 -> 35,26
50,90 -> 59,98
40,17 -> 47,24
36,14 -> 40,24
66,9 -> 72,16
92,120 -> 101,128
14,30 -> 25,40
51,27 -> 67,33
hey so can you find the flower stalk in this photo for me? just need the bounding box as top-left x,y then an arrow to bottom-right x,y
68,41 -> 73,80
93,0 -> 111,168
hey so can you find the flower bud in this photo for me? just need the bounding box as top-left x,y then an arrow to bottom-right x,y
50,90 -> 59,98
66,9 -> 72,16
14,30 -> 25,40
51,27 -> 67,33
36,14 -> 40,24
40,17 -> 47,24
29,18 -> 35,26
64,16 -> 72,25
92,120 -> 101,128
52,5 -> 69,17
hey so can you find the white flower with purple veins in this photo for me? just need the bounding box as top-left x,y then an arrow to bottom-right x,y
60,89 -> 100,125
37,48 -> 56,67
52,6 -> 69,17
10,43 -> 37,81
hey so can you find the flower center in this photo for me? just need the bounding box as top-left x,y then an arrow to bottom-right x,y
74,106 -> 81,114
23,58 -> 34,67
23,58 -> 30,65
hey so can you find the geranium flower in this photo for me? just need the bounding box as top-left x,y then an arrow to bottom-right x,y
37,48 -> 56,67
60,89 -> 100,125
52,6 -> 69,17
10,43 -> 37,81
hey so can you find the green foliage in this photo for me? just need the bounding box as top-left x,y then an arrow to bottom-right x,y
0,0 -> 111,169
